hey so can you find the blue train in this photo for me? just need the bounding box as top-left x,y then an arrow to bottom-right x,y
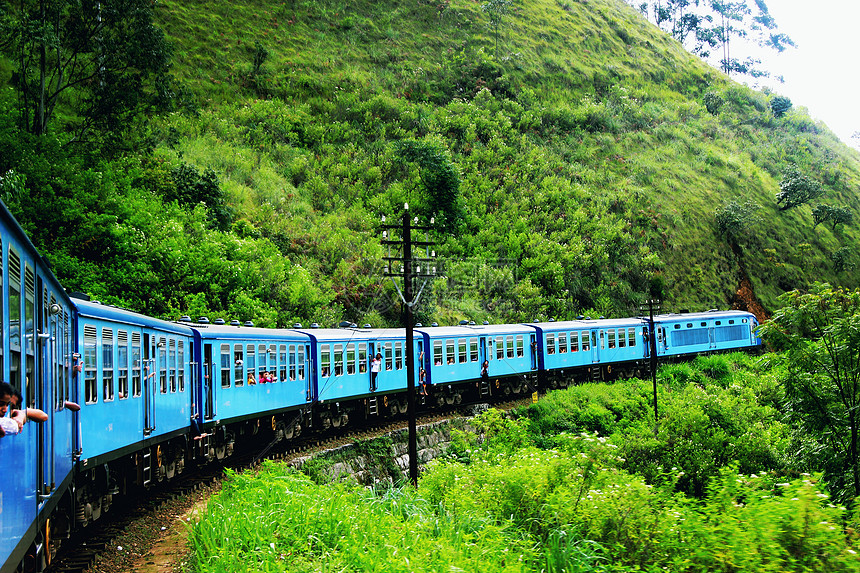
0,199 -> 762,572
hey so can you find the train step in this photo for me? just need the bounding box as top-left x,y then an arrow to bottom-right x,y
479,381 -> 491,397
368,396 -> 378,416
142,451 -> 152,487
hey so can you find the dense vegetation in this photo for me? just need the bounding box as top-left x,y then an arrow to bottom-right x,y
190,352 -> 860,572
1,0 -> 859,327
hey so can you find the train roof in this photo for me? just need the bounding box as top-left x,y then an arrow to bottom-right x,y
72,297 -> 194,335
653,310 -> 756,322
291,327 -> 405,342
527,317 -> 646,331
416,323 -> 535,337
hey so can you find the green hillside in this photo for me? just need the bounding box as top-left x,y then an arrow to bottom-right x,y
2,0 -> 858,326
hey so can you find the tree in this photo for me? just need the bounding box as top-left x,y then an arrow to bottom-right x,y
769,94 -> 792,118
776,165 -> 823,211
812,204 -> 852,231
2,0 -> 171,139
759,284 -> 860,504
395,139 -> 463,230
481,0 -> 513,60
715,199 -> 759,241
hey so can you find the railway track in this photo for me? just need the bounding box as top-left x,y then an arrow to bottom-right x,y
47,396 -> 531,573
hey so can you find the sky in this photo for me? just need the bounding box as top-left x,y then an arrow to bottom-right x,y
751,0 -> 860,150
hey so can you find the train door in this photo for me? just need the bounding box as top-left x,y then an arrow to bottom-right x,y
590,329 -> 601,364
529,333 -> 538,371
202,343 -> 214,420
143,333 -> 154,435
302,343 -> 312,401
367,341 -> 376,392
708,324 -> 716,349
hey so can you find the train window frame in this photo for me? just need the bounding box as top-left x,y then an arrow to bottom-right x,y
619,329 -> 626,348
346,343 -> 356,375
608,330 -> 616,349
178,340 -> 186,392
279,344 -> 288,382
446,339 -> 455,364
599,330 -> 606,350
359,343 -> 368,374
320,344 -> 331,377
384,342 -> 393,370
433,340 -> 443,365
24,263 -> 34,406
559,332 -> 568,353
458,339 -> 467,364
244,344 -> 255,385
234,346 -> 244,386
729,319 -> 735,324
628,328 -> 636,347
298,345 -> 305,380
496,337 -> 504,360
571,332 -> 579,352
221,344 -> 232,388
102,328 -> 114,402
507,335 -> 514,358
9,248 -> 20,394
395,342 -> 404,370
169,339 -> 177,393
132,333 -> 142,396
581,331 -> 590,352
334,343 -> 344,376
158,337 -> 168,394
258,343 -> 268,381
686,323 -> 693,328
289,344 -> 297,381
701,322 -> 707,327
546,333 -> 555,355
516,335 -> 524,357
715,320 -> 722,325
0,238 -> 3,385
84,325 -> 97,404
470,338 -> 478,362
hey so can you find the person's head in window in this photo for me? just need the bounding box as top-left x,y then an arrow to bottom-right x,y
0,382 -> 14,417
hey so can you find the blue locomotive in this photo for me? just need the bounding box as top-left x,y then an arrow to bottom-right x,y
0,198 -> 762,572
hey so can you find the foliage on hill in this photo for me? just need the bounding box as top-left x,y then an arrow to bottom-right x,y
1,0 -> 859,326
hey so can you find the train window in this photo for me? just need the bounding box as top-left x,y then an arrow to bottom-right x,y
395,342 -> 403,370
298,345 -> 305,380
320,345 -> 331,377
433,341 -> 443,365
169,339 -> 177,393
234,346 -> 245,386
359,343 -> 368,373
289,344 -> 297,381
599,331 -> 605,350
159,338 -> 168,393
546,333 -> 555,355
279,345 -> 287,382
258,344 -> 268,381
0,238 -> 3,381
221,344 -> 231,388
132,333 -> 142,396
178,341 -> 186,392
686,323 -> 693,328
516,335 -> 524,357
674,324 -> 680,329
117,331 -> 128,400
571,332 -> 579,352
608,330 -> 616,349
24,264 -> 34,406
701,322 -> 707,327
470,338 -> 478,362
446,340 -> 455,364
742,319 -> 748,324
496,338 -> 504,360
715,321 -> 722,325
559,332 -> 567,353
729,319 -> 735,324
385,342 -> 393,370
628,328 -> 636,347
458,339 -> 467,364
619,329 -> 626,348
9,248 -> 20,393
487,339 -> 493,361
102,328 -> 113,402
102,328 -> 114,401
245,344 -> 255,385
347,344 -> 356,375
506,336 -> 514,358
334,343 -> 344,376
84,325 -> 97,404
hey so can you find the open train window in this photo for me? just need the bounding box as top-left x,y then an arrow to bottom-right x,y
546,333 -> 555,355
446,340 -> 455,364
118,331 -> 128,400
433,340 -> 443,365
221,344 -> 231,388
516,335 -> 524,357
103,328 -> 114,401
359,343 -> 367,374
334,343 -> 344,376
396,342 -> 404,370
84,325 -> 97,404
600,330 -> 606,350
279,345 -> 287,382
384,342 -> 393,370
619,329 -> 626,348
289,344 -> 296,380
347,343 -> 356,375
159,338 -> 168,393
559,332 -> 568,352
258,344 -> 268,381
298,345 -> 305,380
178,341 -> 186,391
507,335 -> 514,358
244,344 -> 255,385
234,346 -> 244,386
581,331 -> 590,352
169,339 -> 177,393
320,345 -> 331,378
24,263 -> 34,407
571,332 -> 579,352
9,248 -> 20,394
496,338 -> 504,360
458,339 -> 467,364
608,330 -> 616,349
628,328 -> 636,347
469,338 -> 478,362
132,333 -> 142,396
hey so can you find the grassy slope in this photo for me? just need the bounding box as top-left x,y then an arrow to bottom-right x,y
152,0 -> 860,321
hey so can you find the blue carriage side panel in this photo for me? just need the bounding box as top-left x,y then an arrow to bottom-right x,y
653,310 -> 760,359
0,199 -> 77,572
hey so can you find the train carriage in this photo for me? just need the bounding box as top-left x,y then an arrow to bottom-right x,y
0,202 -> 76,572
652,310 -> 761,359
191,320 -> 314,445
417,323 -> 538,402
530,318 -> 650,387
